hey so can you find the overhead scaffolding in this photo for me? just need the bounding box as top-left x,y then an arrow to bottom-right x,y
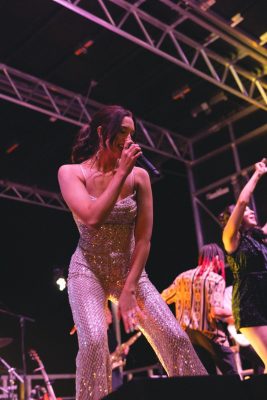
1,1 -> 267,248
52,0 -> 267,111
0,62 -> 189,209
0,64 -> 188,163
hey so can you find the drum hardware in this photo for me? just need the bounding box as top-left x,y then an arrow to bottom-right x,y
0,307 -> 35,400
0,357 -> 24,400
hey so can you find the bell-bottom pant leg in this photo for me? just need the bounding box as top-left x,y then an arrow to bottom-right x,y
68,270 -> 112,400
111,274 -> 208,377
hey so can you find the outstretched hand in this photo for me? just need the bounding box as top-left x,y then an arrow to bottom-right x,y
255,158 -> 267,177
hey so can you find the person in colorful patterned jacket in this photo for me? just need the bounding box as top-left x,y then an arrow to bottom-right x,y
161,243 -> 238,375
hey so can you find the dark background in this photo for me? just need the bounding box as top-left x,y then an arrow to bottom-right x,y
0,1 -> 266,393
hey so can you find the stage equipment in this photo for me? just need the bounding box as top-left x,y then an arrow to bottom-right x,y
0,356 -> 24,400
0,307 -> 35,400
29,349 -> 57,400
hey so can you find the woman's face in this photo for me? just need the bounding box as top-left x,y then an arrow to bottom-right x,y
110,116 -> 135,157
243,206 -> 257,229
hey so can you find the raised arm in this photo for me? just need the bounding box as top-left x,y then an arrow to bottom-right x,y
223,158 -> 267,253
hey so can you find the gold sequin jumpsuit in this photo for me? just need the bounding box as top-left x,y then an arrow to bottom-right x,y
67,192 -> 207,400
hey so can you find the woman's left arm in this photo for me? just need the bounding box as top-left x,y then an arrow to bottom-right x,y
118,167 -> 153,333
223,159 -> 267,253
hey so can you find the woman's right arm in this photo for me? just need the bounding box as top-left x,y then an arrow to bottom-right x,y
58,144 -> 141,229
223,158 -> 267,253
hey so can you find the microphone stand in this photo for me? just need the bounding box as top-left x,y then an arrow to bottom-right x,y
0,308 -> 35,400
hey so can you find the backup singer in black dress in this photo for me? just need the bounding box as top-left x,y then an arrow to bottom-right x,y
219,158 -> 267,373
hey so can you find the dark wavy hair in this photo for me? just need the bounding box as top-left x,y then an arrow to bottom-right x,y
219,204 -> 265,240
198,242 -> 225,279
71,105 -> 133,163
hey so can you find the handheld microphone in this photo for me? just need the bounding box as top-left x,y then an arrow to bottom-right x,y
126,141 -> 161,177
137,154 -> 161,177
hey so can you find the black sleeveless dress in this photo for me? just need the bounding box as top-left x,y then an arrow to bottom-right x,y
226,229 -> 267,331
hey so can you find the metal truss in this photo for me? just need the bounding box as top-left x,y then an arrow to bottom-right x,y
0,63 -> 188,209
191,122 -> 267,167
189,161 -> 259,247
53,0 -> 267,111
0,180 -> 69,211
191,103 -> 258,143
0,63 -> 96,127
2,0 -> 266,235
0,173 -> 163,211
0,63 -> 188,162
134,118 -> 189,161
187,118 -> 267,248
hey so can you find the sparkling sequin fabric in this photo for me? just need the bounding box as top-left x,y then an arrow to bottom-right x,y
68,193 -> 207,400
226,231 -> 267,332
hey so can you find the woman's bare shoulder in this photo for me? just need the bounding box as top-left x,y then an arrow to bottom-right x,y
58,163 -> 82,179
133,166 -> 152,195
134,166 -> 150,180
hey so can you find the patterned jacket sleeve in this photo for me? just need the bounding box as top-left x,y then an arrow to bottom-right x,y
161,276 -> 180,304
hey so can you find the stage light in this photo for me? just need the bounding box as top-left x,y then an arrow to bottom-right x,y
191,101 -> 211,118
56,277 -> 66,291
53,267 -> 67,291
5,142 -> 20,154
209,91 -> 228,106
195,0 -> 216,11
172,85 -> 191,101
75,39 -> 94,56
230,13 -> 244,27
191,91 -> 227,117
204,14 -> 243,47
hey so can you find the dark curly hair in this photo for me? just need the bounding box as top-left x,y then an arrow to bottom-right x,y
71,105 -> 133,163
